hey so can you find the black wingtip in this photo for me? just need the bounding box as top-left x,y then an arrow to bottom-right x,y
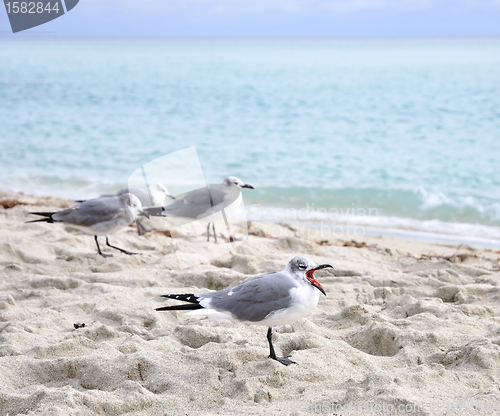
156,304 -> 203,311
28,212 -> 55,217
26,218 -> 52,224
157,293 -> 203,311
145,207 -> 165,217
160,294 -> 200,304
26,212 -> 57,224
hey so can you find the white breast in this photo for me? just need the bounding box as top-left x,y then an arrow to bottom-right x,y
258,283 -> 320,327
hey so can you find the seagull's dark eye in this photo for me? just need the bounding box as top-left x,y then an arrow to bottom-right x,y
298,263 -> 306,270
233,181 -> 238,185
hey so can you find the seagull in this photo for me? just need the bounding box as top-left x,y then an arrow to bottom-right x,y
78,183 -> 175,235
114,183 -> 176,207
27,193 -> 149,258
113,184 -> 175,234
157,176 -> 254,243
156,256 -> 333,365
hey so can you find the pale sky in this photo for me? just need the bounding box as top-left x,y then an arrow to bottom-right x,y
1,0 -> 500,36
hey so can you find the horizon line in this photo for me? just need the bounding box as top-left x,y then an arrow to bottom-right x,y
2,34 -> 500,40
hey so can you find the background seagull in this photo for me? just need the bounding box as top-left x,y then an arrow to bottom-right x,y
156,256 -> 333,365
27,193 -> 148,257
114,183 -> 175,207
78,183 -> 175,235
157,176 -> 254,242
113,183 -> 175,234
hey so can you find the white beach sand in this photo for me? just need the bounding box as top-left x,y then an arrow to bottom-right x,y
1,189 -> 500,416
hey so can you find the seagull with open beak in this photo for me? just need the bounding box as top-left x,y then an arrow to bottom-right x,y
156,256 -> 333,365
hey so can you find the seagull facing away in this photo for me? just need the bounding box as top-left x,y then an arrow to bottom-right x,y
156,256 -> 333,365
27,193 -> 148,258
114,183 -> 175,207
113,183 -> 175,235
159,176 -> 254,243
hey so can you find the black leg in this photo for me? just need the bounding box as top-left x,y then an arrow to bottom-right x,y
267,327 -> 295,366
136,218 -> 147,236
207,222 -> 211,242
105,236 -> 137,255
212,223 -> 218,244
95,235 -> 112,258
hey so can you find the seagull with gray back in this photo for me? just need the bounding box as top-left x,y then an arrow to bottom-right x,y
114,183 -> 175,234
157,176 -> 254,243
156,256 -> 333,365
114,183 -> 175,207
27,193 -> 149,257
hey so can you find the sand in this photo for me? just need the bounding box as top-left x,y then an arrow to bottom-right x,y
1,189 -> 500,416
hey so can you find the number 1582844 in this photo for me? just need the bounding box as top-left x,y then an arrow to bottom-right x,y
5,2 -> 60,14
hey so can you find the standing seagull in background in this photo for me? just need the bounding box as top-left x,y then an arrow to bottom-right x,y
27,193 -> 149,258
80,183 -> 175,235
113,183 -> 175,234
158,176 -> 254,243
113,183 -> 176,207
156,256 -> 333,365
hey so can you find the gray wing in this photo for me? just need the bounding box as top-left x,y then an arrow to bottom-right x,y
206,188 -> 228,206
200,272 -> 296,322
208,185 -> 239,211
52,197 -> 127,227
162,187 -> 213,218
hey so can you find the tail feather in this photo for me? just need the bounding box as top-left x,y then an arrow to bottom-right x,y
29,212 -> 55,217
160,294 -> 200,304
156,304 -> 203,311
156,293 -> 203,312
145,207 -> 164,217
26,212 -> 56,224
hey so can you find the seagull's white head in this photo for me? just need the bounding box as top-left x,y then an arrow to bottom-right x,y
151,183 -> 175,204
223,176 -> 255,190
121,193 -> 149,219
286,256 -> 333,296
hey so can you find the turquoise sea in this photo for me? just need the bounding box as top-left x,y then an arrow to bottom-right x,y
1,38 -> 499,246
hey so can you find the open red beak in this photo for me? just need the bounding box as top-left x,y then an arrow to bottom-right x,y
306,264 -> 333,296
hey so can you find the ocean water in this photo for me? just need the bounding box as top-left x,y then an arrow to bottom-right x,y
1,38 -> 499,246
